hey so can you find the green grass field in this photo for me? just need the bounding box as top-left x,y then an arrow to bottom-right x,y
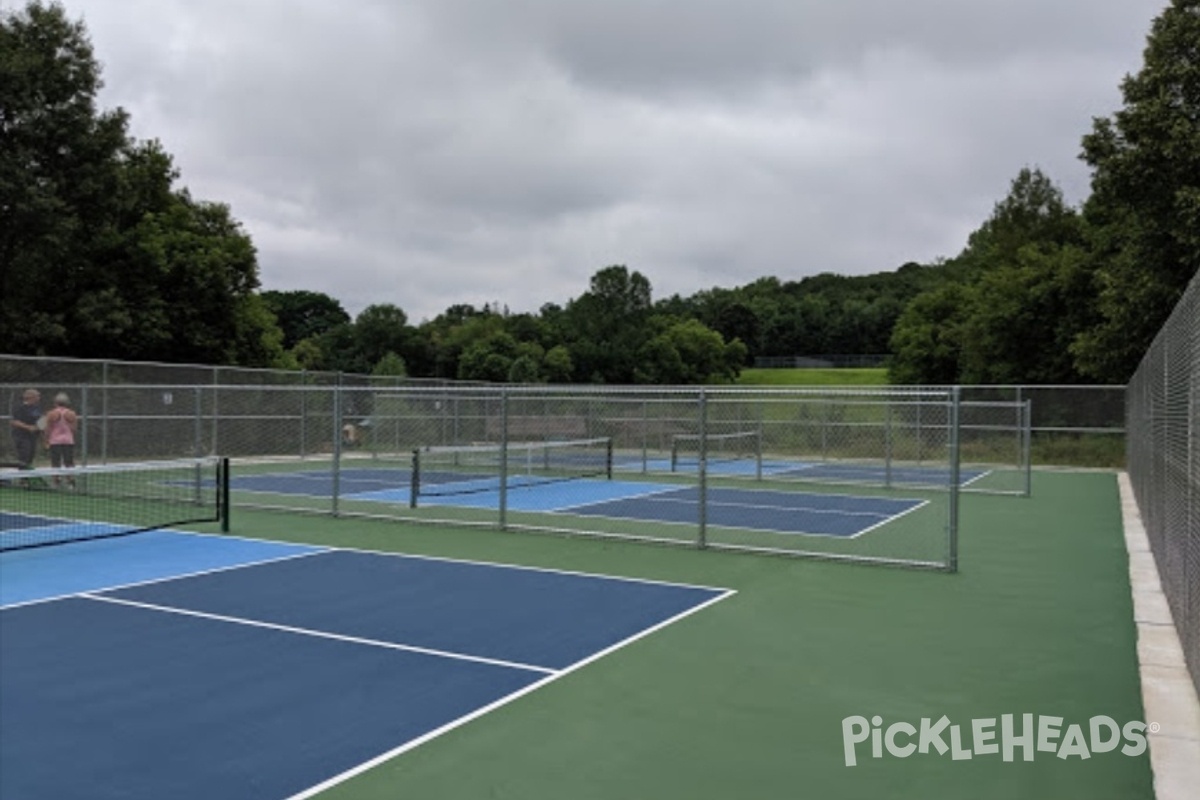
214,469 -> 1150,799
732,370 -> 1125,468
737,367 -> 890,386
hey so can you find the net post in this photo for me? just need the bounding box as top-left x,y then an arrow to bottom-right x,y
410,448 -> 420,509
605,437 -> 614,480
948,386 -> 961,573
220,456 -> 230,533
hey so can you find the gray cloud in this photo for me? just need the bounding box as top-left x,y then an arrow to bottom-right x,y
67,0 -> 1160,322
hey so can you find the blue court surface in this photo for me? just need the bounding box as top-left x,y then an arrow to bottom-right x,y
644,457 -> 987,486
0,534 -> 731,800
229,467 -> 935,538
567,486 -> 926,537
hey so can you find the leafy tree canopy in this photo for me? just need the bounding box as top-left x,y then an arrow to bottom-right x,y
1072,0 -> 1200,382
0,1 -> 286,366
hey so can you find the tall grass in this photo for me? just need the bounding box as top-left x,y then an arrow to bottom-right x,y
735,368 -> 889,386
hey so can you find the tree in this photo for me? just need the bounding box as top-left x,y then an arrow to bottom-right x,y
262,290 -> 350,349
372,351 -> 407,377
888,284 -> 976,384
310,323 -> 363,373
507,355 -> 542,383
588,265 -> 652,321
457,331 -> 519,382
887,168 -> 1095,384
1,1 -> 129,351
560,266 -> 655,382
122,195 -> 280,365
422,310 -> 502,379
960,168 -> 1084,266
713,302 -> 761,357
354,304 -> 411,370
634,318 -> 744,384
0,2 -> 285,366
291,337 -> 325,371
634,336 -> 687,384
1073,0 -> 1200,381
542,345 -> 574,383
957,245 -> 1097,384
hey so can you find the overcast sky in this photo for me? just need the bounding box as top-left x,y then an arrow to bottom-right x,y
60,0 -> 1160,323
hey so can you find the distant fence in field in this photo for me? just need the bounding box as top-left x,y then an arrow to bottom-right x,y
753,355 -> 890,369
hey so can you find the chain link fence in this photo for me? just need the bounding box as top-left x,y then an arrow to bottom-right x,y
1126,269 -> 1200,696
229,384 -> 967,569
2,356 -> 980,569
957,385 -> 1126,468
6,353 -> 1141,571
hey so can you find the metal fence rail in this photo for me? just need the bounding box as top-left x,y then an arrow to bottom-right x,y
1,367 -> 977,569
1,356 -> 1125,464
5,353 -> 1141,572
1126,269 -> 1200,696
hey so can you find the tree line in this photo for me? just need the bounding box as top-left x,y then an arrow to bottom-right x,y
3,1 -> 1197,385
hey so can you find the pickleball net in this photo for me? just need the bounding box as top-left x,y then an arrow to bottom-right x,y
409,437 -> 613,506
670,430 -> 763,477
0,457 -> 228,551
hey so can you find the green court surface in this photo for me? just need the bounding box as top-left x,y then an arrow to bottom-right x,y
196,469 -> 1152,800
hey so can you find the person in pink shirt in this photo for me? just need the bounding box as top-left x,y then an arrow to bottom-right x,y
43,392 -> 79,488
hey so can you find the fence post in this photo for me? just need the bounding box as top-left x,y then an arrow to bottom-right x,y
1015,386 -> 1023,473
300,371 -> 309,458
194,386 -> 204,458
885,401 -> 893,488
948,386 -> 961,573
79,385 -> 90,467
332,376 -> 342,517
1022,399 -> 1033,497
698,388 -> 708,549
642,398 -> 649,473
101,361 -> 109,463
499,387 -> 509,530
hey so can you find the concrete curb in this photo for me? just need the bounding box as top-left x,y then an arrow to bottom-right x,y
1117,472 -> 1200,800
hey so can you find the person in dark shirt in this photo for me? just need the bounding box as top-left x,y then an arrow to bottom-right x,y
9,388 -> 43,469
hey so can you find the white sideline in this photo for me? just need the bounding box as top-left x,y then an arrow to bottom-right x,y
1117,471 -> 1200,800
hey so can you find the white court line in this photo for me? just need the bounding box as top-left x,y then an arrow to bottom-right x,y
633,495 -> 896,519
314,542 -> 734,594
282,587 -> 735,800
639,481 -> 932,503
846,499 -> 931,538
547,483 -> 690,512
546,495 -> 930,541
155,528 -> 736,595
80,592 -> 557,676
960,468 -> 994,487
0,547 -> 329,611
4,528 -> 738,796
